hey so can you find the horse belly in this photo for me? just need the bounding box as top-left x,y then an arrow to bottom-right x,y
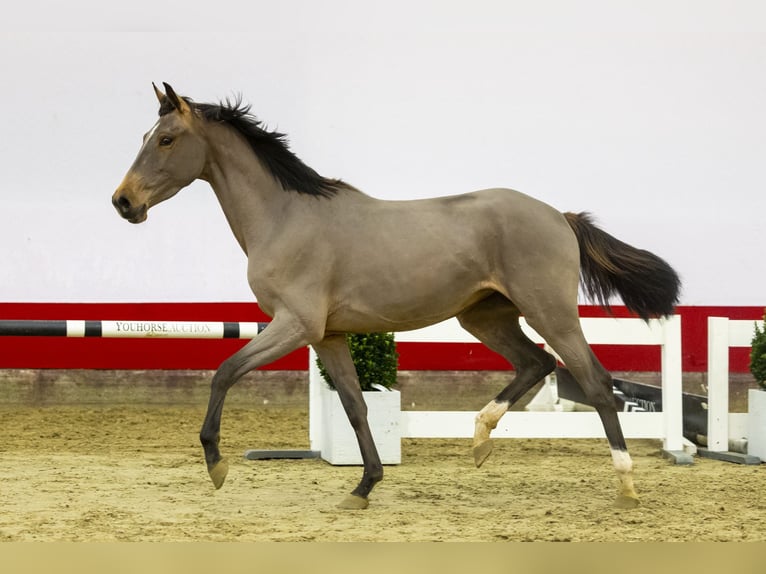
326,244 -> 496,333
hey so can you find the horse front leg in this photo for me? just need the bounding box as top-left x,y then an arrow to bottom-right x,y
313,334 -> 383,510
200,316 -> 311,490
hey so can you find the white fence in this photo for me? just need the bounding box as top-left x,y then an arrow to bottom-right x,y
706,317 -> 755,451
308,315 -> 685,455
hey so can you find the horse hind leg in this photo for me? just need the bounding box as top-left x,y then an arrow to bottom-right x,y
527,318 -> 640,508
457,295 -> 557,468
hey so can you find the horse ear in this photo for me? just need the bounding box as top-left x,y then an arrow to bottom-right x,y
162,82 -> 192,114
152,82 -> 166,104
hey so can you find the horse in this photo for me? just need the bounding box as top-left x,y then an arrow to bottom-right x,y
112,83 -> 680,510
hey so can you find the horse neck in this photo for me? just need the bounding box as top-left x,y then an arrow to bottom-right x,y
199,124 -> 289,253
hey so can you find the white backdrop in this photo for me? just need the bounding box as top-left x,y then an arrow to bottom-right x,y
1,1 -> 764,304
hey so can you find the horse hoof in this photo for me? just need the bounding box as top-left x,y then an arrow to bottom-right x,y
337,494 -> 369,510
614,494 -> 641,509
473,439 -> 494,468
208,458 -> 229,490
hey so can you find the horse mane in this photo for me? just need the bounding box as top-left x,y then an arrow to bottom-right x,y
159,96 -> 350,198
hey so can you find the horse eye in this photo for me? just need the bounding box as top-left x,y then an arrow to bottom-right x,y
159,136 -> 174,147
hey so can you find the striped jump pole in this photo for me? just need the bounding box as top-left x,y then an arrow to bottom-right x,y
0,318 -> 321,460
0,319 -> 269,339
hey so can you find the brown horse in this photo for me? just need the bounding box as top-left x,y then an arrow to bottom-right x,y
112,83 -> 680,510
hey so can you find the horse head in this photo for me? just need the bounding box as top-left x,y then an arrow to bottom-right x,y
112,83 -> 206,223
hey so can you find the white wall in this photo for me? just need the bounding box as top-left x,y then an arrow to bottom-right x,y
1,1 -> 764,304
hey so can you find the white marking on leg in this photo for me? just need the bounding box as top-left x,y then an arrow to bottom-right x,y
473,400 -> 509,446
610,448 -> 633,474
610,448 -> 638,499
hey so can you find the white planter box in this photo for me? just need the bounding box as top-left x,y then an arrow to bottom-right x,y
747,388 -> 766,459
319,384 -> 401,465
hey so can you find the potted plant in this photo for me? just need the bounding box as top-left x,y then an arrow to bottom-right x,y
747,312 -> 766,459
316,332 -> 401,465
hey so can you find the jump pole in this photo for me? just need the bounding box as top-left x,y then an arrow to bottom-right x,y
0,319 -> 320,461
0,319 -> 269,339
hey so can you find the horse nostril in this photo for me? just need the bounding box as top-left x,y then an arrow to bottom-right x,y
113,194 -> 132,213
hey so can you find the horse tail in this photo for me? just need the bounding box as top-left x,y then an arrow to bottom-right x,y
564,211 -> 680,320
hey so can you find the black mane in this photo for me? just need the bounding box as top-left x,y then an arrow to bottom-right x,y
159,96 -> 346,198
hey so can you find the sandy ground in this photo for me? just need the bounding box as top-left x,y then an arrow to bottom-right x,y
1,398 -> 764,542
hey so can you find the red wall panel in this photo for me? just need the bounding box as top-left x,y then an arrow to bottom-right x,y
0,303 -> 762,372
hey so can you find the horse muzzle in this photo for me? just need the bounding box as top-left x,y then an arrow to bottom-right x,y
112,192 -> 148,224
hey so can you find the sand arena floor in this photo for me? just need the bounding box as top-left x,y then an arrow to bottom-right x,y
0,370 -> 763,542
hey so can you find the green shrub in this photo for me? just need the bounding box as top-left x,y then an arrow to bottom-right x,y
317,332 -> 398,391
750,313 -> 766,391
